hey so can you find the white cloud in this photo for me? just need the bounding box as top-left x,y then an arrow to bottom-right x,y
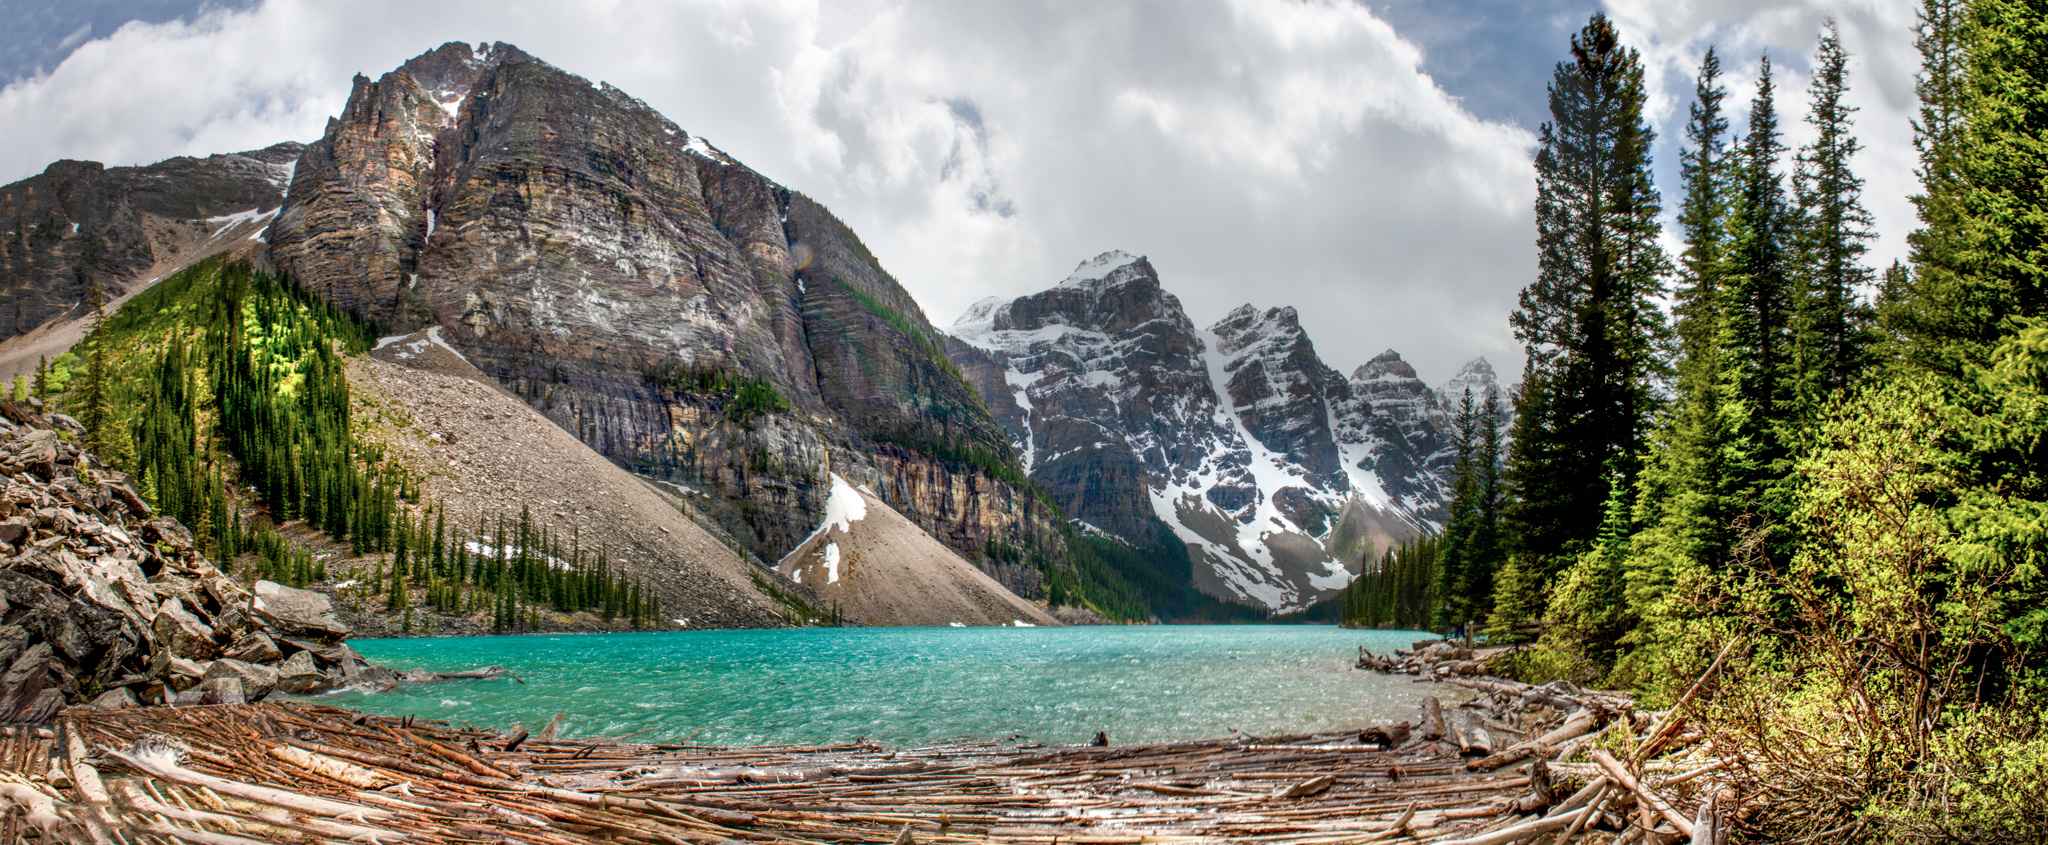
0,0 -> 1921,387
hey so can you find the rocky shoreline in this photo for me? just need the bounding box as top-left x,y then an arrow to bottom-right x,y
0,399 -> 493,717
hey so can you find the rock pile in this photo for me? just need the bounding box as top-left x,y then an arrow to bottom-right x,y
0,399 -> 382,720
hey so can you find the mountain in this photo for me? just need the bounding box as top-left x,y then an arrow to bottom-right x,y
950,251 -> 1506,612
776,474 -> 1062,627
0,142 -> 302,378
263,42 -> 1074,611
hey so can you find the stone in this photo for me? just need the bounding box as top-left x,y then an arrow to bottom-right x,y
47,415 -> 85,438
15,689 -> 63,724
0,643 -> 53,721
223,631 -> 282,664
0,518 -> 27,544
88,687 -> 141,711
200,658 -> 279,701
151,600 -> 218,660
277,650 -> 318,678
251,580 -> 349,640
139,519 -> 196,553
163,657 -> 206,693
195,676 -> 247,706
275,650 -> 328,694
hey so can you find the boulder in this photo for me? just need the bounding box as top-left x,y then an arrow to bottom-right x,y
89,687 -> 141,711
276,650 -> 329,694
150,600 -> 218,660
16,689 -> 63,724
200,659 -> 279,701
223,631 -> 282,664
0,643 -> 54,721
251,580 -> 349,640
194,676 -> 247,706
163,657 -> 206,692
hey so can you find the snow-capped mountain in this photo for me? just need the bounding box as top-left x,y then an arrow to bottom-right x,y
951,251 -> 1506,612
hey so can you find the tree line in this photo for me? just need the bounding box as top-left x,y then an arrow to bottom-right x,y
1346,6 -> 2048,836
51,256 -> 664,633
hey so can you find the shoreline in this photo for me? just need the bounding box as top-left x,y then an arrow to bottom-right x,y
0,656 -> 1730,844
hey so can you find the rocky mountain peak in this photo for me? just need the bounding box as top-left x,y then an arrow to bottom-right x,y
268,42 -> 1052,591
1439,356 -> 1506,409
1354,349 -> 1420,382
1058,249 -> 1147,290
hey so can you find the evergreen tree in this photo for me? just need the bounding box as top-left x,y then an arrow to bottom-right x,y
1889,0 -> 2048,381
1887,0 -> 1973,372
1792,20 -> 1877,408
1617,51 -> 1744,678
1724,56 -> 1799,487
1504,13 -> 1670,573
1434,388 -> 1505,630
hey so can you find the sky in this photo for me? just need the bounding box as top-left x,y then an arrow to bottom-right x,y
0,0 -> 1920,388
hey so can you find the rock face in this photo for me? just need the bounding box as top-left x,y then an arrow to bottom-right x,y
352,328 -> 788,627
268,42 -> 1060,588
0,143 -> 301,339
775,474 -> 1060,628
950,251 -> 1509,611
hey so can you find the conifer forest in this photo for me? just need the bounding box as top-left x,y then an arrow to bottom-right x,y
1338,4 -> 2048,837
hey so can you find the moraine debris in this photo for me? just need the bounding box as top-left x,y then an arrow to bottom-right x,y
0,400 -> 510,720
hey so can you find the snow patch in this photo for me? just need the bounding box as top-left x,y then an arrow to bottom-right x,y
949,622 -> 966,627
1012,620 -> 1036,627
1059,250 -> 1141,288
426,327 -> 471,364
205,207 -> 275,230
822,543 -> 842,584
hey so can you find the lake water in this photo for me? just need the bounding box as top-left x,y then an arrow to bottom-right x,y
332,625 -> 1445,747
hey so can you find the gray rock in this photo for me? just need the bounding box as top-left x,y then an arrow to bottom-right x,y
15,689 -> 63,724
277,650 -> 318,677
194,676 -> 247,706
163,656 -> 206,692
251,580 -> 349,640
150,600 -> 218,660
89,687 -> 141,711
0,642 -> 53,721
201,659 -> 279,701
276,651 -> 328,694
223,631 -> 282,664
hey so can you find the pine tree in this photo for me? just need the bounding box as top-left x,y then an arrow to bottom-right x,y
1889,0 -> 2048,381
1435,388 -> 1505,630
1792,20 -> 1877,408
1887,0 -> 1973,372
1618,50 -> 1743,675
1504,13 -> 1671,573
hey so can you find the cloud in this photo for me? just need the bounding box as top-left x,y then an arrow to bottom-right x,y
0,0 -> 1919,388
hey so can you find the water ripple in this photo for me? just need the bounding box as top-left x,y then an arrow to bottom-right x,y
329,625 -> 1449,746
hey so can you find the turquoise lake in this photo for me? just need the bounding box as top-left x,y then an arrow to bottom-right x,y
332,625 -> 1444,747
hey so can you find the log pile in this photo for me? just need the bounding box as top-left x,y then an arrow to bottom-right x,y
1355,641 -> 1742,844
0,698 -> 1712,845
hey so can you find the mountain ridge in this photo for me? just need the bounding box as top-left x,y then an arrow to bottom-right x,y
949,250 -> 1507,611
